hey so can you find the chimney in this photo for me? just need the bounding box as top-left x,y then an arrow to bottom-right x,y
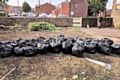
38,0 -> 40,6
50,0 -> 51,4
66,0 -> 68,2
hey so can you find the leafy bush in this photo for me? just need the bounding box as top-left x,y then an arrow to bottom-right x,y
28,22 -> 58,31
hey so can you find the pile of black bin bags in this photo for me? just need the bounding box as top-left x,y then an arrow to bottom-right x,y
0,35 -> 120,58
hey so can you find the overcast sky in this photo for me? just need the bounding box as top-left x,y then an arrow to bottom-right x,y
7,0 -> 113,9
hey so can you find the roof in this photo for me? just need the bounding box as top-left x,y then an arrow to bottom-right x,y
13,6 -> 21,8
8,5 -> 21,8
61,1 -> 69,4
58,0 -> 69,5
36,2 -> 56,8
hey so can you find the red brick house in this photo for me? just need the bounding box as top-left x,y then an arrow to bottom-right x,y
52,0 -> 88,17
52,1 -> 69,17
69,0 -> 88,17
35,3 -> 55,15
7,6 -> 22,13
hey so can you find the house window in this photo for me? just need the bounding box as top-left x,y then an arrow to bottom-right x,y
75,4 -> 78,8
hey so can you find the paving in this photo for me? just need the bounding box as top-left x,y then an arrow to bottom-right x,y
80,27 -> 120,44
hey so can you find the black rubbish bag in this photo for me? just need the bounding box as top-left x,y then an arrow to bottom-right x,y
15,38 -> 26,46
91,39 -> 100,46
49,39 -> 62,53
37,43 -> 49,54
65,37 -> 75,43
84,38 -> 93,43
14,46 -> 24,56
62,41 -> 73,54
111,44 -> 120,54
84,42 -> 97,53
56,35 -> 65,43
0,42 -> 13,57
76,38 -> 85,45
101,38 -> 114,45
57,35 -> 65,39
72,43 -> 85,57
98,41 -> 112,55
37,37 -> 45,43
23,46 -> 37,57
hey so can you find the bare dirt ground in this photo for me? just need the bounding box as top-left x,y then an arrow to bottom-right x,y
80,28 -> 120,44
0,27 -> 120,80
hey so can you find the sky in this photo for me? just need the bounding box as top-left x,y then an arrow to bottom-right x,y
7,0 -> 113,9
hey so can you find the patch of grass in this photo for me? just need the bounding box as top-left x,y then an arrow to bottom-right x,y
0,12 -> 5,15
87,16 -> 97,18
73,27 -> 80,31
74,18 -> 80,20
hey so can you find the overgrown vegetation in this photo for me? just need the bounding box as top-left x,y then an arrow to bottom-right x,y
14,23 -> 22,28
87,0 -> 108,16
28,22 -> 58,31
10,23 -> 22,30
116,24 -> 120,29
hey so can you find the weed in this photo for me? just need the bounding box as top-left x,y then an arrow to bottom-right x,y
55,52 -> 63,57
48,68 -> 54,75
63,78 -> 67,80
28,22 -> 58,31
73,27 -> 80,31
96,75 -> 106,80
14,23 -> 22,28
116,24 -> 120,29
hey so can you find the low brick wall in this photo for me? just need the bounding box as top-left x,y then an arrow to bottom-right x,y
82,18 -> 113,27
0,18 -> 73,27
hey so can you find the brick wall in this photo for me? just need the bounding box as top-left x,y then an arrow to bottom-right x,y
35,3 -> 55,15
82,18 -> 113,27
7,6 -> 22,13
69,0 -> 88,17
0,18 -> 73,27
111,0 -> 120,27
52,3 -> 69,17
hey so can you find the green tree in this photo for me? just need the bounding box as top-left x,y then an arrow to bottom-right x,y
87,0 -> 108,16
0,0 -> 9,16
22,1 -> 31,12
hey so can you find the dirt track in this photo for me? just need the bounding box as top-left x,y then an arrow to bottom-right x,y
80,28 -> 120,44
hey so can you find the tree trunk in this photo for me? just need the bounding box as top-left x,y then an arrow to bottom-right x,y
3,0 -> 7,17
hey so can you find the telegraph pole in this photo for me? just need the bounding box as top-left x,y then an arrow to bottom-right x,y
17,0 -> 19,16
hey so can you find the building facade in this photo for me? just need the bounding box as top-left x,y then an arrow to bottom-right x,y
7,6 -> 22,14
52,1 -> 69,17
53,0 -> 88,17
69,0 -> 88,17
35,3 -> 55,15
